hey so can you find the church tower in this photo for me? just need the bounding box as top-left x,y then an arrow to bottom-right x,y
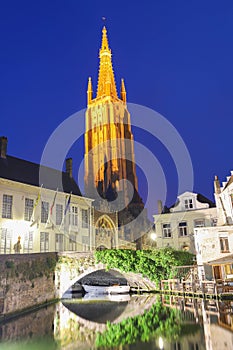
84,26 -> 139,208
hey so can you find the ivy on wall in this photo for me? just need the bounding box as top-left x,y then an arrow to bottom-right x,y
94,248 -> 194,285
2,256 -> 57,281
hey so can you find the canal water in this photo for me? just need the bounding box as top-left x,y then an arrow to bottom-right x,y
0,293 -> 233,350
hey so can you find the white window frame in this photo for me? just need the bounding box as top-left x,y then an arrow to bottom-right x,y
82,209 -> 89,229
23,231 -> 33,252
179,222 -> 188,236
184,198 -> 193,209
24,198 -> 34,221
56,204 -> 63,225
40,232 -> 49,252
194,219 -> 205,228
220,237 -> 229,253
0,228 -> 12,253
41,201 -> 49,223
162,223 -> 172,238
55,233 -> 64,251
2,194 -> 13,219
71,206 -> 78,226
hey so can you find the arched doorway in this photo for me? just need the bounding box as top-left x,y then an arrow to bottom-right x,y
95,215 -> 116,250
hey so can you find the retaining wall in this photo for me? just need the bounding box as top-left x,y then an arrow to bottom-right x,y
0,253 -> 58,317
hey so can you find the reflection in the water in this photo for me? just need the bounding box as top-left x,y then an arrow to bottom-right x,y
0,294 -> 233,349
63,299 -> 128,323
161,294 -> 233,350
0,304 -> 57,350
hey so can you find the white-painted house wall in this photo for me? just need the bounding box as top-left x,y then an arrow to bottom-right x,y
153,192 -> 217,254
194,172 -> 233,268
0,178 -> 94,254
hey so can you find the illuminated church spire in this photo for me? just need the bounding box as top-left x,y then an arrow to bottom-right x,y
84,26 -> 139,206
96,26 -> 118,99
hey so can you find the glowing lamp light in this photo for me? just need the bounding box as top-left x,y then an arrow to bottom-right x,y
151,232 -> 157,241
5,219 -> 32,242
158,336 -> 164,349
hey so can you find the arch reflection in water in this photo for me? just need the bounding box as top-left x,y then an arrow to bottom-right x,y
54,294 -> 158,348
62,299 -> 128,324
1,294 -> 233,349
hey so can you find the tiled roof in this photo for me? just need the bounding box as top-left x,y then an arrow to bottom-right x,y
0,155 -> 82,196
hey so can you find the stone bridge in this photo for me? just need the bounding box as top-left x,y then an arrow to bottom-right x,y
55,252 -> 157,298
0,252 -> 157,317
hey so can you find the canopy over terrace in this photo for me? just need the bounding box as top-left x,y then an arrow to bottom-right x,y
207,254 -> 233,281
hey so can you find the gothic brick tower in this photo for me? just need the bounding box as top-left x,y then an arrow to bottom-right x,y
84,27 -> 138,203
84,27 -> 148,241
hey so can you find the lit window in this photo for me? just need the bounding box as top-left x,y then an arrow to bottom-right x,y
82,209 -> 89,228
71,206 -> 78,226
184,199 -> 193,209
40,232 -> 49,252
179,222 -> 188,236
0,228 -> 12,253
162,223 -> 172,238
2,194 -> 13,219
194,219 -> 205,228
24,198 -> 34,221
41,201 -> 49,223
56,204 -> 63,225
220,237 -> 229,253
23,231 -> 33,252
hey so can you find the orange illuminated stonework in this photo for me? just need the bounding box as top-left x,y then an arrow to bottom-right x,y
84,26 -> 138,207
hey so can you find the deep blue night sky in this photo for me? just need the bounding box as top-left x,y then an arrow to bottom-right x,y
1,0 -> 233,219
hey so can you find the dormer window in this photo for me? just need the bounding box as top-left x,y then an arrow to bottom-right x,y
184,198 -> 193,209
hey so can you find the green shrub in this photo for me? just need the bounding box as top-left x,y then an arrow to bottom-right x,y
94,248 -> 194,285
5,260 -> 14,269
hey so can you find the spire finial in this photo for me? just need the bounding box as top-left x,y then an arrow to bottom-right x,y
97,26 -> 118,98
101,25 -> 109,51
121,78 -> 126,103
87,77 -> 93,105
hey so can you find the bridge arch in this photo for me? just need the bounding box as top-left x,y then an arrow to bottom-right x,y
55,252 -> 157,298
58,263 -> 127,298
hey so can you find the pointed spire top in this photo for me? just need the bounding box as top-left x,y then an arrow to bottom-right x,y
97,26 -> 118,98
87,77 -> 93,90
121,78 -> 126,92
101,26 -> 109,51
121,78 -> 126,103
87,77 -> 93,105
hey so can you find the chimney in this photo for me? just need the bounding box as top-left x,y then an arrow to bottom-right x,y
214,175 -> 221,194
66,158 -> 73,178
0,136 -> 7,158
157,199 -> 163,214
